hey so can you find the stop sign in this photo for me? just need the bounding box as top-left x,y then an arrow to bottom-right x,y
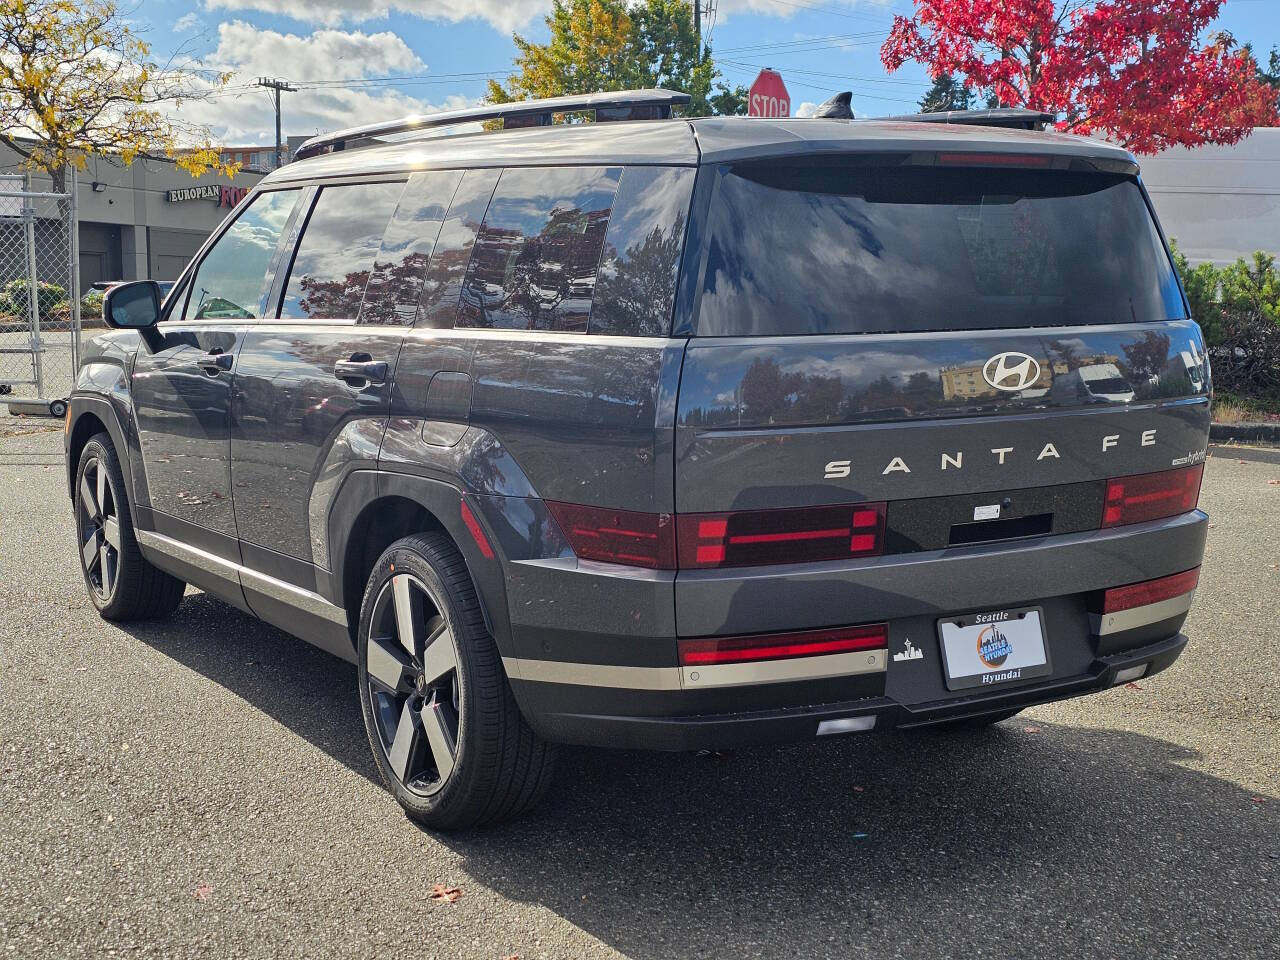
748,69 -> 790,118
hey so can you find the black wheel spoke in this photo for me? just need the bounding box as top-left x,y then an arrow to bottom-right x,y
391,573 -> 421,657
420,616 -> 457,688
82,529 -> 102,571
420,696 -> 458,782
386,699 -> 426,784
79,472 -> 100,522
367,633 -> 412,693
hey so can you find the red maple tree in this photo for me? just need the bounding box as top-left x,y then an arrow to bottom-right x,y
881,0 -> 1280,153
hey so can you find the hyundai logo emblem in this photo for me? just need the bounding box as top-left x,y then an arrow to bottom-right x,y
982,352 -> 1042,392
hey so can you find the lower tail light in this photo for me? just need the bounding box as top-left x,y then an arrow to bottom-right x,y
1101,464 -> 1203,528
1103,567 -> 1200,614
678,623 -> 888,666
677,502 -> 886,569
545,501 -> 675,569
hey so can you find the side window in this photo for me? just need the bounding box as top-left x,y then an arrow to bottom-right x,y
279,181 -> 405,321
458,166 -> 621,332
590,166 -> 695,337
181,189 -> 300,321
360,169 -> 464,326
417,168 -> 500,329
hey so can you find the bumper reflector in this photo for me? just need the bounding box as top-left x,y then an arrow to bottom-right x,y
1102,567 -> 1200,614
678,623 -> 888,666
1113,664 -> 1148,685
817,715 -> 876,736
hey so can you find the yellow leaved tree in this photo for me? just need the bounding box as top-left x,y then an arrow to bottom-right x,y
0,0 -> 238,192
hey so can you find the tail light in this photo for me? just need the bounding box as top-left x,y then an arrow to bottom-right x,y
678,623 -> 888,666
1101,465 -> 1203,528
1103,567 -> 1200,614
676,502 -> 886,569
545,501 -> 675,569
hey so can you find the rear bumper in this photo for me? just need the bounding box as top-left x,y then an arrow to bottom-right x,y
491,509 -> 1207,750
519,632 -> 1187,751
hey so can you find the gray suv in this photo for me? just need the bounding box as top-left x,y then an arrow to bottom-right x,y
67,90 -> 1210,828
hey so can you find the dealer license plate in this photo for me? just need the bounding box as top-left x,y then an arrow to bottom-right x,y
938,607 -> 1051,691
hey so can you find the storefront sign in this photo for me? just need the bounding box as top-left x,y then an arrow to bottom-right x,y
166,184 -> 249,208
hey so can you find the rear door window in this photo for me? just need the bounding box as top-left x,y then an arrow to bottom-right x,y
279,180 -> 405,321
457,166 -> 621,332
360,169 -> 463,326
695,162 -> 1186,336
417,168 -> 500,329
181,189 -> 300,321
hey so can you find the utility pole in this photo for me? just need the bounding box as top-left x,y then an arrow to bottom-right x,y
693,0 -> 700,48
257,77 -> 297,169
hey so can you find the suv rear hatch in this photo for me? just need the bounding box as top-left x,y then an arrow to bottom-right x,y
673,154 -> 1209,632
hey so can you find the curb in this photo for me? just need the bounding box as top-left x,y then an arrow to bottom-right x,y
1210,422 -> 1280,445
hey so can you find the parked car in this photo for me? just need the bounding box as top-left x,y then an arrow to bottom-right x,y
65,91 -> 1211,829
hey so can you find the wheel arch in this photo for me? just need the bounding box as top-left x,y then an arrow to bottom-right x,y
328,469 -> 509,653
66,397 -> 132,502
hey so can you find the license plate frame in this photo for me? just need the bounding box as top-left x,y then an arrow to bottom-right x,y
937,606 -> 1051,691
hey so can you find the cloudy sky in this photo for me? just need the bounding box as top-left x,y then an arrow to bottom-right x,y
144,0 -> 1280,145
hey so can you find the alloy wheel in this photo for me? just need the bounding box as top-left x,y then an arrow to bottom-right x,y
365,573 -> 462,796
78,457 -> 121,601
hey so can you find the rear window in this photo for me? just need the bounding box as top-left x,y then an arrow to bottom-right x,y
695,162 -> 1186,337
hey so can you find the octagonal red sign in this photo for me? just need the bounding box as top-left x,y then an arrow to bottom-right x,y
748,69 -> 791,118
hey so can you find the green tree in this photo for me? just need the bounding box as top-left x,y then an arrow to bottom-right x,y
1255,45 -> 1280,92
487,0 -> 746,117
919,73 -> 974,112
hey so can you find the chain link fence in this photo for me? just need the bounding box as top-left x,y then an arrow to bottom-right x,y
0,170 -> 80,416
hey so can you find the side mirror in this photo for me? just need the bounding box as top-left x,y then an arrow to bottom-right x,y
103,280 -> 162,330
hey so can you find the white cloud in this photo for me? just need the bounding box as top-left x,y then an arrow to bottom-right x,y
176,21 -> 478,144
795,100 -> 819,118
201,0 -> 548,33
173,12 -> 203,33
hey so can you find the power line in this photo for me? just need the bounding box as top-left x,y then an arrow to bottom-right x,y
256,77 -> 297,168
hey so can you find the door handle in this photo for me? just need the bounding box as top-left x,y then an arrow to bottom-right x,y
334,356 -> 388,386
196,350 -> 233,376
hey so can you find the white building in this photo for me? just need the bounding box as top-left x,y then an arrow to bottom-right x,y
1139,127 -> 1280,266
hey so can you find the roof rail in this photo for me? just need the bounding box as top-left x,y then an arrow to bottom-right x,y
294,88 -> 692,161
880,108 -> 1056,132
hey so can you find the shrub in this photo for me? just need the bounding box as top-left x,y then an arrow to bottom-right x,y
80,288 -> 105,321
1170,243 -> 1280,399
0,277 -> 67,317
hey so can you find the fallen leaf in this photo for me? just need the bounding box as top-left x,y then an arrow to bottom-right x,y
1125,681 -> 1144,690
1252,796 -> 1268,804
193,883 -> 213,901
429,883 -> 462,903
852,785 -> 865,793
1023,725 -> 1043,733
501,955 -> 521,960
1269,479 -> 1280,485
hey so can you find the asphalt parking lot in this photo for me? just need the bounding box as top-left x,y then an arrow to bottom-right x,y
1,422 -> 1277,960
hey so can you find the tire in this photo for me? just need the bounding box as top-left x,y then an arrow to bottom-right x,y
356,532 -> 556,830
74,432 -> 186,621
924,708 -> 1023,731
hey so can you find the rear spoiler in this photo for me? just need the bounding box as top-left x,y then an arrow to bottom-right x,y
881,108 -> 1056,132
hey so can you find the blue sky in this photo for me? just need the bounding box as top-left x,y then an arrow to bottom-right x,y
141,0 -> 1280,145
